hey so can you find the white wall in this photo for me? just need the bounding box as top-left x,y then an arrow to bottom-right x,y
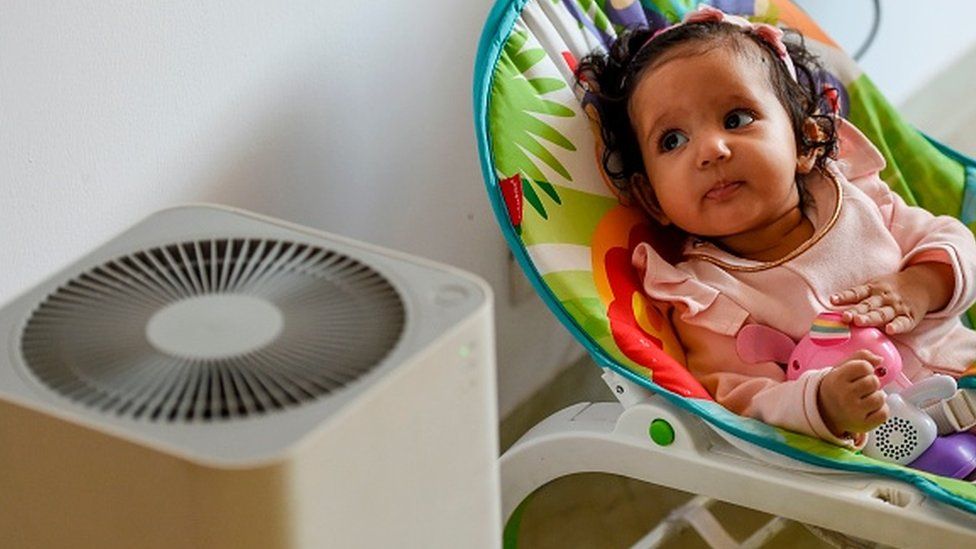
0,0 -> 581,418
3,1 -> 975,420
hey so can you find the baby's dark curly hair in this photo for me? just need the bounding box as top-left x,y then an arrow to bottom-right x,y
576,20 -> 838,214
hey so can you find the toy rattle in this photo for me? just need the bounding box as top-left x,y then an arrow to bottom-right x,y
738,311 -> 976,479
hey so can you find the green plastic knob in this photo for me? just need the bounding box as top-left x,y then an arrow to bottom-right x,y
649,418 -> 675,446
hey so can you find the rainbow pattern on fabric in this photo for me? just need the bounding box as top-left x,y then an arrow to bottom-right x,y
809,312 -> 850,342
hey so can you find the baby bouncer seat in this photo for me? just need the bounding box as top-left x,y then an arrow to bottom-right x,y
474,1 -> 976,546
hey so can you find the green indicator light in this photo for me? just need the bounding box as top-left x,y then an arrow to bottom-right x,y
649,419 -> 675,446
459,345 -> 471,358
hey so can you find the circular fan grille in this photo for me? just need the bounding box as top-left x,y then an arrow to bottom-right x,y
20,238 -> 406,422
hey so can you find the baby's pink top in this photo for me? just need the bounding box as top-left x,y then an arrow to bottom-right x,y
633,120 -> 976,448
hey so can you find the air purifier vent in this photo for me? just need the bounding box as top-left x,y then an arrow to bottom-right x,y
19,238 -> 405,422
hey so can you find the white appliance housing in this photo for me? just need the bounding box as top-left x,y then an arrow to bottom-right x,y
0,205 -> 499,548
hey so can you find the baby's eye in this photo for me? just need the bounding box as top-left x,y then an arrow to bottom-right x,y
724,110 -> 755,129
659,130 -> 688,152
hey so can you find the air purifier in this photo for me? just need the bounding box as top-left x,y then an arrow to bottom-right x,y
0,205 -> 499,548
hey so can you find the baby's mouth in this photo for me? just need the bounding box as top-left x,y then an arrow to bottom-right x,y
705,180 -> 744,201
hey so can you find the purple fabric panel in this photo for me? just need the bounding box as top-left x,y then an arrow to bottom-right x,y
606,2 -> 648,28
561,0 -> 614,46
709,0 -> 755,16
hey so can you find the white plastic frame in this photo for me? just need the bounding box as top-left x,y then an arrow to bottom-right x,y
500,369 -> 976,548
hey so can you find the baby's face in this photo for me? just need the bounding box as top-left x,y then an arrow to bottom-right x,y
628,43 -> 804,238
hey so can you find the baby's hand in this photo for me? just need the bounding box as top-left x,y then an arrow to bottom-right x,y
817,350 -> 889,437
829,271 -> 933,335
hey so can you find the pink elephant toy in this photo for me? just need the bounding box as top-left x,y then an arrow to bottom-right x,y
737,311 -> 911,390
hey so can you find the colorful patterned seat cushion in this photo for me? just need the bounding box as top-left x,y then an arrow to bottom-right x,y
475,0 -> 976,512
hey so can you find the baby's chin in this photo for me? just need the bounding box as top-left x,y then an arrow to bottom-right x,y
676,220 -> 757,240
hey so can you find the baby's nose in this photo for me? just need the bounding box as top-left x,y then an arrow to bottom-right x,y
697,137 -> 731,168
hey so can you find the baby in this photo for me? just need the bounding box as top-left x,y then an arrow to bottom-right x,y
577,6 -> 976,448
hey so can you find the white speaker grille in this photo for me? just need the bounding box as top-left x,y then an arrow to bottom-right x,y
873,417 -> 920,462
20,238 -> 405,422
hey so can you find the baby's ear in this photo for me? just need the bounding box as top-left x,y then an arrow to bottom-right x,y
796,117 -> 826,174
631,173 -> 670,226
796,149 -> 817,175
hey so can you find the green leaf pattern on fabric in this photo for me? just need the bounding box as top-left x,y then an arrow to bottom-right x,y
522,184 -> 618,246
543,270 -> 598,302
490,27 -> 578,220
561,295 -> 613,338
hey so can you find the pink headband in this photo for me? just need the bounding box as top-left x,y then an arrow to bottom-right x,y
643,5 -> 797,81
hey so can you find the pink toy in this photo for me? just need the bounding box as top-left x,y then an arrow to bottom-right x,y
737,311 -> 911,390
737,311 -> 976,478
